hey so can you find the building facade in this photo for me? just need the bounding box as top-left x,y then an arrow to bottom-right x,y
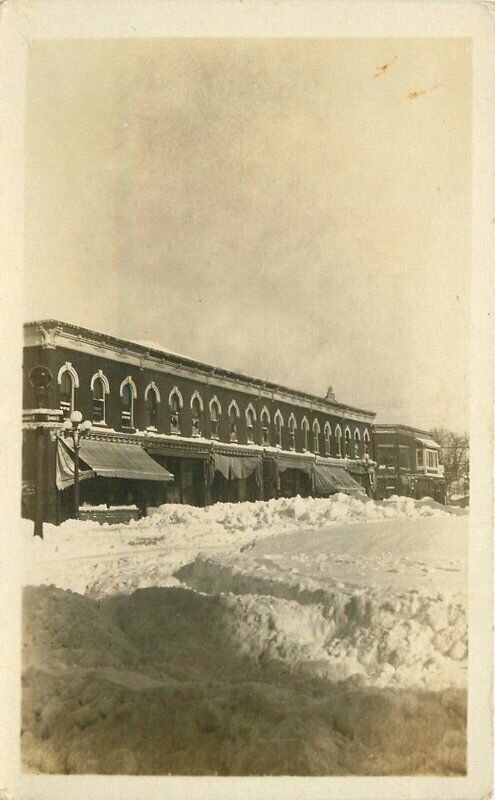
23,320 -> 377,524
373,424 -> 446,503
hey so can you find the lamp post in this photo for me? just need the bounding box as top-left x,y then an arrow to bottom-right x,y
60,410 -> 92,519
362,452 -> 375,498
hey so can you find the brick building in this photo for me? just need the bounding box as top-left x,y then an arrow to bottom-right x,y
22,320 -> 376,524
373,424 -> 446,503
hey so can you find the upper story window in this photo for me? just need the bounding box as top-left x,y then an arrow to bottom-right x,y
169,387 -> 183,434
261,407 -> 270,446
274,410 -> 283,448
145,382 -> 160,430
344,427 -> 352,458
91,371 -> 110,424
120,377 -> 137,429
209,397 -> 221,439
354,429 -> 361,458
426,449 -> 438,469
313,420 -> 321,454
191,391 -> 203,437
363,429 -> 370,455
301,417 -> 309,451
417,448 -> 424,467
57,362 -> 79,419
335,425 -> 342,457
246,404 -> 256,444
324,422 -> 331,456
229,400 -> 240,442
288,414 -> 297,451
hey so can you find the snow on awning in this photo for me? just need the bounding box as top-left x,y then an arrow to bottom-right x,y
313,464 -> 365,496
275,455 -> 314,475
56,438 -> 94,491
415,437 -> 440,449
58,437 -> 174,487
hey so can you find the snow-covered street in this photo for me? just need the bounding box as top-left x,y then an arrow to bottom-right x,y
22,494 -> 468,775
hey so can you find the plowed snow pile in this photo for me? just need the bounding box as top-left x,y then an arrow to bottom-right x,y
22,494 -> 468,775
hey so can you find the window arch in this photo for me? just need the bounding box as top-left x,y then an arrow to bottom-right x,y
246,403 -> 257,444
228,400 -> 240,442
288,413 -> 297,451
209,396 -> 221,439
324,421 -> 332,456
57,362 -> 80,419
353,428 -> 361,458
312,419 -> 321,454
344,426 -> 352,458
363,429 -> 370,455
301,417 -> 309,451
145,382 -> 160,430
191,391 -> 203,437
260,406 -> 270,446
274,410 -> 284,448
169,387 -> 183,434
90,371 -> 110,424
120,376 -> 137,429
335,424 -> 342,457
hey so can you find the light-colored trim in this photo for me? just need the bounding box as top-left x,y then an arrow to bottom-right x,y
301,416 -> 309,430
144,381 -> 161,403
324,421 -> 332,436
354,427 -> 361,440
168,385 -> 184,409
312,418 -> 321,433
335,423 -> 342,437
119,376 -> 137,398
245,402 -> 257,422
260,405 -> 271,424
363,428 -> 370,442
274,409 -> 284,427
57,361 -> 80,388
344,425 -> 352,439
190,390 -> 204,412
209,395 -> 222,416
90,370 -> 110,395
288,412 -> 297,430
228,399 -> 240,418
25,325 -> 375,422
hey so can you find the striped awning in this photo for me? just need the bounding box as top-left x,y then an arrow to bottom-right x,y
313,464 -> 365,496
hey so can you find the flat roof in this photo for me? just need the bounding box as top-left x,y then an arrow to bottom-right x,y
24,319 -> 376,419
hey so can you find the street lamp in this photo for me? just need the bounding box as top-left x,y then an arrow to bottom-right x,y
362,452 -> 375,498
60,410 -> 92,519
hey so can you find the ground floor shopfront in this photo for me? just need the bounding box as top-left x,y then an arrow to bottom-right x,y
374,466 -> 446,504
22,427 -> 372,525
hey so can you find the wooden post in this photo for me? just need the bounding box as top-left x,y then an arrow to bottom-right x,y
34,426 -> 45,539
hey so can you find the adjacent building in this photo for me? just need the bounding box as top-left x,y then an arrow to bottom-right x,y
23,320 -> 377,524
373,424 -> 446,503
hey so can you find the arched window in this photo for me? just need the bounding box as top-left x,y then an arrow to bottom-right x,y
90,371 -> 109,424
261,407 -> 270,446
324,422 -> 331,456
209,397 -> 221,439
335,424 -> 342,457
120,377 -> 137,429
301,417 -> 309,451
92,377 -> 105,423
169,387 -> 183,434
246,404 -> 256,444
274,410 -> 283,448
288,414 -> 297,451
363,429 -> 370,455
191,391 -> 203,437
354,428 -> 361,458
229,400 -> 240,442
58,362 -> 79,419
344,427 -> 352,458
146,386 -> 158,429
313,420 -> 321,454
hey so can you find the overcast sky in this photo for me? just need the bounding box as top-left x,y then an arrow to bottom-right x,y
25,38 -> 471,433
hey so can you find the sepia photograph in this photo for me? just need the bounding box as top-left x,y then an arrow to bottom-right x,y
0,2 -> 493,799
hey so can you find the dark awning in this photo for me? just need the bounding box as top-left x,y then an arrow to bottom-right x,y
58,437 -> 174,486
275,455 -> 314,475
211,452 -> 262,481
313,464 -> 365,496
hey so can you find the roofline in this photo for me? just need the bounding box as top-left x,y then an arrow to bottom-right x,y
374,423 -> 438,437
23,319 -> 376,419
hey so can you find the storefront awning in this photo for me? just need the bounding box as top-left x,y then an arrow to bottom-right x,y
313,464 -> 365,496
211,452 -> 261,481
57,437 -> 174,490
415,437 -> 440,449
144,443 -> 210,460
275,456 -> 314,475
